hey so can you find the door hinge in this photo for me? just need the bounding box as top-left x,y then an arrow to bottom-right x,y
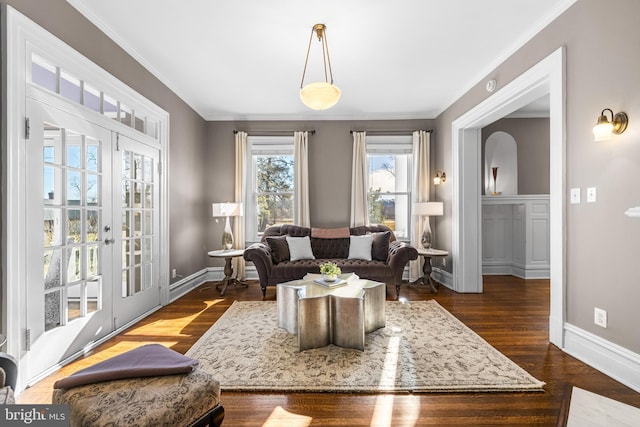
26,328 -> 31,351
158,161 -> 162,175
25,117 -> 30,139
115,132 -> 120,151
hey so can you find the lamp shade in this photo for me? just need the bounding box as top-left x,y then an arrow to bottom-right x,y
593,122 -> 614,141
414,201 -> 443,216
212,202 -> 243,217
300,82 -> 341,110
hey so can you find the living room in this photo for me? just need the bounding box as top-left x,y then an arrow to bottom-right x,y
2,0 -> 640,425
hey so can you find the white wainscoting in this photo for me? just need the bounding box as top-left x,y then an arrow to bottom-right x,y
482,195 -> 550,279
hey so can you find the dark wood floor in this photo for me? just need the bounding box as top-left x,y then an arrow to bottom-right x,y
18,276 -> 640,426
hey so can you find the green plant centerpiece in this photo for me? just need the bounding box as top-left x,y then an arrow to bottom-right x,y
319,261 -> 341,282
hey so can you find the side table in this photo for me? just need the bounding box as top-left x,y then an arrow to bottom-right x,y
411,248 -> 448,293
207,249 -> 247,296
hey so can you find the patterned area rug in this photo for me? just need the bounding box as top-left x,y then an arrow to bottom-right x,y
187,300 -> 545,393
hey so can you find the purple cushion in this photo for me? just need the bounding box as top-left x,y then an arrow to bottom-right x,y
53,344 -> 198,390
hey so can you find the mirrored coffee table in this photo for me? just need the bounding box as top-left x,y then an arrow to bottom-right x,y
277,274 -> 386,351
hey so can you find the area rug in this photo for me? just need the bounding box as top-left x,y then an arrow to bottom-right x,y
186,300 -> 545,393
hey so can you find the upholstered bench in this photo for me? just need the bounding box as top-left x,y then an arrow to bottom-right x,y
52,344 -> 224,427
53,368 -> 224,427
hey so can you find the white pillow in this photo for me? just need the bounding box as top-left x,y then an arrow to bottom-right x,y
348,234 -> 373,261
286,236 -> 315,261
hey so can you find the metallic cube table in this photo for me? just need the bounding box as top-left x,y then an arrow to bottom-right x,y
277,274 -> 386,351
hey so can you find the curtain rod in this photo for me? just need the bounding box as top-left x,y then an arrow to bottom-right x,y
234,130 -> 316,135
349,129 -> 433,135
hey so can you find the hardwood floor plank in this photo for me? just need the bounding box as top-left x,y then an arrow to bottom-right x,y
17,276 -> 640,426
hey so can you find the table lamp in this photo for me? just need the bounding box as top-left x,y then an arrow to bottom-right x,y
211,202 -> 243,250
414,201 -> 443,249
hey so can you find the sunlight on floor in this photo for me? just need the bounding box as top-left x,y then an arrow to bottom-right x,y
122,298 -> 224,337
370,328 -> 420,426
371,335 -> 400,426
262,406 -> 312,427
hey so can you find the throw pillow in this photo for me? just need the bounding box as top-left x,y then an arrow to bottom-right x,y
370,231 -> 391,261
348,234 -> 373,261
286,236 -> 315,261
266,236 -> 290,263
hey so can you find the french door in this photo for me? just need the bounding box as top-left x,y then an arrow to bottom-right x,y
24,97 -> 160,382
113,134 -> 160,329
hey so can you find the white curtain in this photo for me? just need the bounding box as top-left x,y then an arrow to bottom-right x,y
294,131 -> 310,227
350,131 -> 368,227
410,130 -> 431,280
233,131 -> 248,279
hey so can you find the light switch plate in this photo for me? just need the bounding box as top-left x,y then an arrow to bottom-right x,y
587,187 -> 597,203
570,188 -> 581,204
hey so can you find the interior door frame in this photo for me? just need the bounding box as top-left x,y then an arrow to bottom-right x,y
2,6 -> 170,390
451,47 -> 566,347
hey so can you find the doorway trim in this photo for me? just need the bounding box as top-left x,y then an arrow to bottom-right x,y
451,47 -> 565,347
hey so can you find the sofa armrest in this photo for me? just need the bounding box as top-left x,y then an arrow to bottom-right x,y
243,243 -> 274,296
387,241 -> 418,286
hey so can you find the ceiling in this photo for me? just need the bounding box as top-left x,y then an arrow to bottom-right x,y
66,0 -> 575,121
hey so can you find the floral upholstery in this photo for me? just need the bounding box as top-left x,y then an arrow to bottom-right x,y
52,369 -> 223,427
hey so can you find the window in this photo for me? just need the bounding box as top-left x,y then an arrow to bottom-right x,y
366,135 -> 413,240
246,136 -> 295,242
30,53 -> 160,140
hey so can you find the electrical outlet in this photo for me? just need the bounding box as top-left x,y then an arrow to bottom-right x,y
172,268 -> 177,279
594,307 -> 607,328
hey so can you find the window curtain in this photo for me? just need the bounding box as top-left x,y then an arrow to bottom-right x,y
294,131 -> 310,227
233,131 -> 248,279
350,131 -> 368,227
410,130 -> 431,281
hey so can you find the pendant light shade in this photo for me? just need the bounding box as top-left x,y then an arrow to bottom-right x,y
300,82 -> 341,110
300,24 -> 341,110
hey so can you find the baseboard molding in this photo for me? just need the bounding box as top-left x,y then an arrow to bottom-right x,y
432,268 -> 454,290
169,267 -> 220,302
563,323 -> 640,393
483,263 -> 550,279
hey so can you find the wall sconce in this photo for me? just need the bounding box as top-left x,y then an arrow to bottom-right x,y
593,108 -> 628,141
433,171 -> 446,185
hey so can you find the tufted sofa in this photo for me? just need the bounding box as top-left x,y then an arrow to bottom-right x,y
243,224 -> 418,297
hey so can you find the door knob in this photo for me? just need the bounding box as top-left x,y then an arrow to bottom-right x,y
104,238 -> 115,245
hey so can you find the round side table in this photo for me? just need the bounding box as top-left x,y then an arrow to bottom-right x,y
207,249 -> 247,295
411,248 -> 448,293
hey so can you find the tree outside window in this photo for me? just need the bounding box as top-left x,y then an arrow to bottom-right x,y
256,155 -> 294,233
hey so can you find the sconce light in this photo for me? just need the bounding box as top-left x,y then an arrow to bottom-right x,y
433,171 -> 446,185
593,108 -> 628,141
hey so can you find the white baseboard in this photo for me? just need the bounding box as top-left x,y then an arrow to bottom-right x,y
483,263 -> 549,279
563,323 -> 640,393
169,267 -> 219,302
432,268 -> 454,290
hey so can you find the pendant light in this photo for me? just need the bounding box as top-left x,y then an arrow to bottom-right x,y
299,24 -> 341,110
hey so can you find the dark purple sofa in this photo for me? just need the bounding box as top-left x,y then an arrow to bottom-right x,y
243,224 -> 418,298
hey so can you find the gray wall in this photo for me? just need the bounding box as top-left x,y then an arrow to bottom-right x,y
481,118 -> 550,194
434,0 -> 640,352
1,0 -> 211,286
205,119 -> 434,267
